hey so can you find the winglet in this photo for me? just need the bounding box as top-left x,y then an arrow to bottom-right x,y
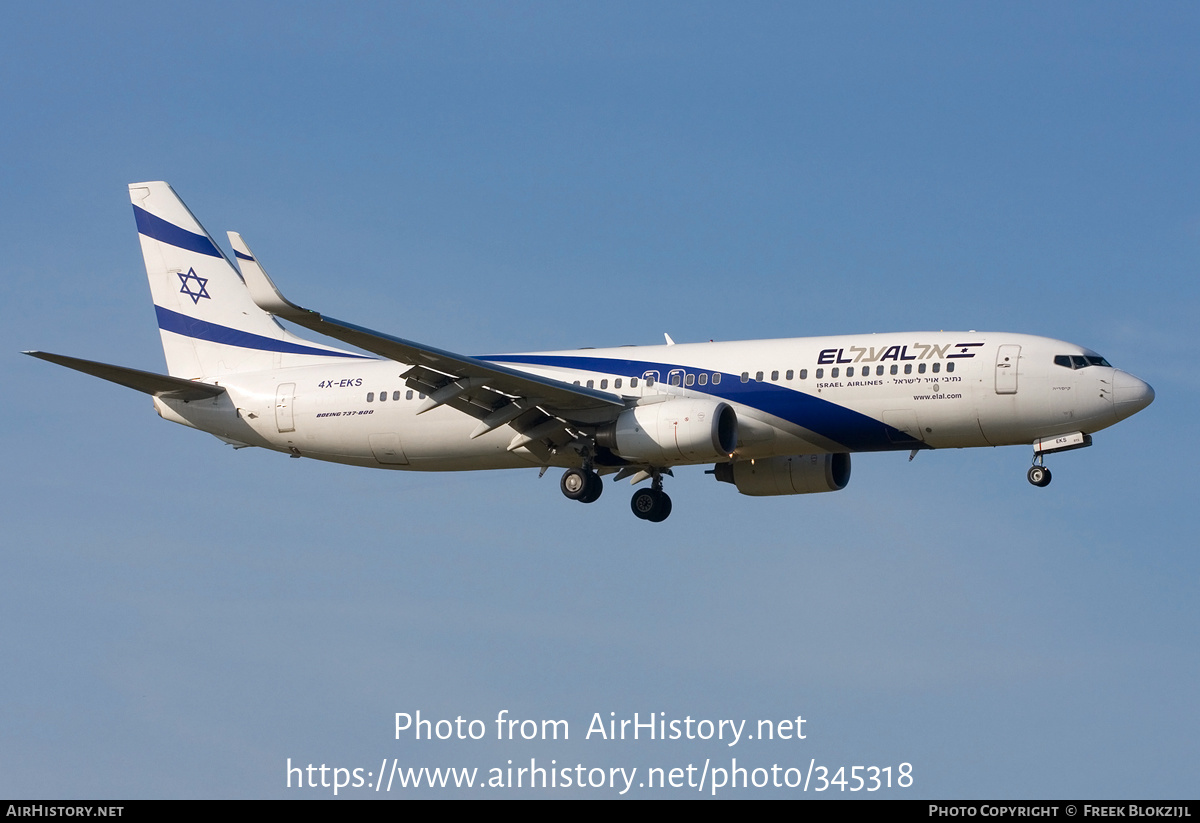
664,333 -> 675,346
227,231 -> 307,319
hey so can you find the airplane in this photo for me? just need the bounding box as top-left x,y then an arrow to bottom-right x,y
26,182 -> 1155,522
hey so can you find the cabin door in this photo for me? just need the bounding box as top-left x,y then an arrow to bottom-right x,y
994,345 -> 1021,395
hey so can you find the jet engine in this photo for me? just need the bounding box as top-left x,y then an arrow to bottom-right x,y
596,399 -> 738,463
712,453 -> 851,496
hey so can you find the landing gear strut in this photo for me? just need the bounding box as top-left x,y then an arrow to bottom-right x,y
561,468 -> 603,503
630,472 -> 672,522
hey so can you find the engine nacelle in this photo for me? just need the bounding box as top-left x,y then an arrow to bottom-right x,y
596,399 -> 738,464
712,453 -> 851,496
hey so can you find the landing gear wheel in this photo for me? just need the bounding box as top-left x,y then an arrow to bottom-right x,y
581,472 -> 603,503
561,468 -> 603,503
1027,465 -> 1052,487
561,468 -> 588,500
631,488 -> 656,519
631,488 -> 672,521
648,492 -> 671,522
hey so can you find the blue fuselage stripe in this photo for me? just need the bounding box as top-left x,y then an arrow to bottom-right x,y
155,306 -> 369,359
133,205 -> 223,258
483,353 -> 913,452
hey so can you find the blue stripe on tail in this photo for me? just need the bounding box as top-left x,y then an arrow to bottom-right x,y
133,205 -> 222,258
155,306 -> 371,359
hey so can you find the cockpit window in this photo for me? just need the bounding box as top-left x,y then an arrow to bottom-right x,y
1055,354 -> 1113,370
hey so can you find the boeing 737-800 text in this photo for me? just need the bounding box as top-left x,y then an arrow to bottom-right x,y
26,182 -> 1154,522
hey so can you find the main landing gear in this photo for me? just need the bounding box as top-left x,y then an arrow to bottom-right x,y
560,467 -> 603,503
631,488 -> 672,522
630,473 -> 672,522
560,464 -> 673,522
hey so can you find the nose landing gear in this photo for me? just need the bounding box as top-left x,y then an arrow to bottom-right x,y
1027,464 -> 1052,487
1027,432 -> 1092,487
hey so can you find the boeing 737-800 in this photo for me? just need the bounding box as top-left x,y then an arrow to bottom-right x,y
26,182 -> 1155,522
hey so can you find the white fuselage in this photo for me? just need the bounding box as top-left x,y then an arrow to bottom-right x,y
152,330 -> 1151,472
30,182 -> 1157,521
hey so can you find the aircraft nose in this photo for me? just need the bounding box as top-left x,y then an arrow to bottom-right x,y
1112,370 -> 1154,420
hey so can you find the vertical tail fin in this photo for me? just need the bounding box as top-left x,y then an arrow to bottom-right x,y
129,182 -> 361,377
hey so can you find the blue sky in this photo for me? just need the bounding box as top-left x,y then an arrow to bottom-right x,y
2,2 -> 1196,798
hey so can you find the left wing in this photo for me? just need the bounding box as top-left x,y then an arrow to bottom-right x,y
228,233 -> 626,456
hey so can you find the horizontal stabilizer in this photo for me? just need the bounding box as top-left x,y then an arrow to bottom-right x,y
24,352 -> 226,402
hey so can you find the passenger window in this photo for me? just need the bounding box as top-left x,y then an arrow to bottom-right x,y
946,362 -> 954,373
698,373 -> 707,386
890,364 -> 898,375
741,372 -> 749,383
847,367 -> 855,377
712,373 -> 721,384
367,392 -> 374,402
771,370 -> 779,381
587,379 -> 594,389
670,374 -> 680,386
646,376 -> 655,387
799,369 -> 808,379
816,368 -> 823,379
755,371 -> 764,382
685,374 -> 694,387
786,369 -> 794,380
631,378 -> 638,388
419,393 -> 425,400
904,364 -> 912,374
573,380 -> 580,386
600,379 -> 608,389
379,390 -> 387,401
832,368 -> 839,378
918,363 -> 926,374
615,378 -> 622,389
876,365 -> 884,376
932,362 -> 940,374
